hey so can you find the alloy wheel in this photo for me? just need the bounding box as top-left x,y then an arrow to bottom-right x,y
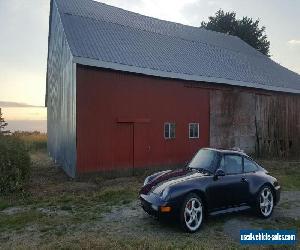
259,187 -> 274,217
184,197 -> 203,231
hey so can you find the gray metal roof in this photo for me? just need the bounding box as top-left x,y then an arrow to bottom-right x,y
54,0 -> 300,93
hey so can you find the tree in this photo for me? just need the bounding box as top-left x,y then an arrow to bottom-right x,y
201,10 -> 270,56
0,108 -> 10,135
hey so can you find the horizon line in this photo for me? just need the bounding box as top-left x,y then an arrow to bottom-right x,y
0,101 -> 45,108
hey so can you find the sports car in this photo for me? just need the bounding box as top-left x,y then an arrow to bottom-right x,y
139,148 -> 281,232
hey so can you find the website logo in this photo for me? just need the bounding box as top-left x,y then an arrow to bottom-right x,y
240,230 -> 296,245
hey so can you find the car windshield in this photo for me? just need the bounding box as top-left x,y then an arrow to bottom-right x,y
187,149 -> 218,173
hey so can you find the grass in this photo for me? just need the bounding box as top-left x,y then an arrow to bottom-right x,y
251,216 -> 300,237
0,200 -> 9,210
39,234 -> 236,250
12,131 -> 47,152
257,159 -> 300,190
0,187 -> 139,230
0,210 -> 42,231
0,150 -> 141,238
278,201 -> 293,209
0,188 -> 139,242
24,188 -> 137,207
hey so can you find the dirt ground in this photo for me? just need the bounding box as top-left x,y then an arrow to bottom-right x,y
0,152 -> 299,249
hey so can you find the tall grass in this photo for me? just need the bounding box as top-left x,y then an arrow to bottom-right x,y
12,131 -> 47,152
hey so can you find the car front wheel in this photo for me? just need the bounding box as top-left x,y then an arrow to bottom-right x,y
256,185 -> 274,218
180,193 -> 204,233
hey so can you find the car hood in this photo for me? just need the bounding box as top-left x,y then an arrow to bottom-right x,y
140,168 -> 206,195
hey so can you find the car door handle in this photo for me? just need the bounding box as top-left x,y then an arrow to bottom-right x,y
241,177 -> 248,183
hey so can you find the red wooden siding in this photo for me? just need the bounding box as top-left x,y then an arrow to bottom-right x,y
76,66 -> 210,174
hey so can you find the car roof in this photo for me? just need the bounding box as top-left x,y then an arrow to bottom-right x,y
202,147 -> 249,157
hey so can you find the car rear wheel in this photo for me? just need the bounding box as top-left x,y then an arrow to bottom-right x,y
256,185 -> 274,218
180,193 -> 204,233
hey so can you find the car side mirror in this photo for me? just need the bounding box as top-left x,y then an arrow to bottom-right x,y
214,169 -> 225,179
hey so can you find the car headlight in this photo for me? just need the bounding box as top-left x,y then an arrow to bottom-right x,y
161,187 -> 170,200
143,176 -> 150,186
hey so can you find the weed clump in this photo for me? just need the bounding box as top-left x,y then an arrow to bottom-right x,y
0,135 -> 31,194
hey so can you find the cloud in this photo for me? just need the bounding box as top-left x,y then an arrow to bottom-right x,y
288,39 -> 300,45
181,0 -> 234,26
99,0 -> 201,25
0,101 -> 42,108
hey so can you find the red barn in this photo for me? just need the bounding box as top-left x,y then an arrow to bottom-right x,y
46,0 -> 300,178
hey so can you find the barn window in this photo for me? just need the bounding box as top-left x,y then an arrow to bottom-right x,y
189,123 -> 199,138
164,123 -> 176,139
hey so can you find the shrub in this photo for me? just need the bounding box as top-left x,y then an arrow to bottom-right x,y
0,135 -> 31,194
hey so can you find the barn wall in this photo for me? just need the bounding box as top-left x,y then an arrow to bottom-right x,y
210,89 -> 300,158
210,89 -> 256,153
255,93 -> 300,158
76,66 -> 210,174
46,0 -> 76,177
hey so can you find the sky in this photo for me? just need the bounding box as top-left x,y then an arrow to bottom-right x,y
0,0 -> 299,109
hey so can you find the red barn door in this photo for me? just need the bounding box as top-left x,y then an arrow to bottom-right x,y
113,121 -> 151,171
113,123 -> 134,171
134,122 -> 151,169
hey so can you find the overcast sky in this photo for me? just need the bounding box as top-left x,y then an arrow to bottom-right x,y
0,0 -> 299,107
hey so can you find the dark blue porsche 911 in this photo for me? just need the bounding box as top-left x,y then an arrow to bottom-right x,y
139,148 -> 281,232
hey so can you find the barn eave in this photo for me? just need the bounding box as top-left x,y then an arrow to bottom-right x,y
73,56 -> 300,95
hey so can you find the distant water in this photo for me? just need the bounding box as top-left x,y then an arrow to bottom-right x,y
6,120 -> 47,133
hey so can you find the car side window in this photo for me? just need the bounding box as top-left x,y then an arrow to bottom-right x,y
219,156 -> 225,171
244,158 -> 258,173
220,155 -> 243,175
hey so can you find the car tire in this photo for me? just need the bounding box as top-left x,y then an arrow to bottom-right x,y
255,185 -> 274,218
180,193 -> 204,233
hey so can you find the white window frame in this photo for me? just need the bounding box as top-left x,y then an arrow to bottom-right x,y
164,122 -> 176,139
189,123 -> 199,139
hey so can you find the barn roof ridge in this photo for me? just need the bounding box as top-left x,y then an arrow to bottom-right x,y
52,0 -> 300,94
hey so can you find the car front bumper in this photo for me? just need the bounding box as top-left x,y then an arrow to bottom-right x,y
274,185 -> 281,205
140,193 -> 177,217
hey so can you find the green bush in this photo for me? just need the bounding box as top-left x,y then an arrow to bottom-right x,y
0,135 -> 31,194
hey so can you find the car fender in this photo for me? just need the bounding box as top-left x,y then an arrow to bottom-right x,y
248,173 -> 276,203
166,178 -> 209,204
